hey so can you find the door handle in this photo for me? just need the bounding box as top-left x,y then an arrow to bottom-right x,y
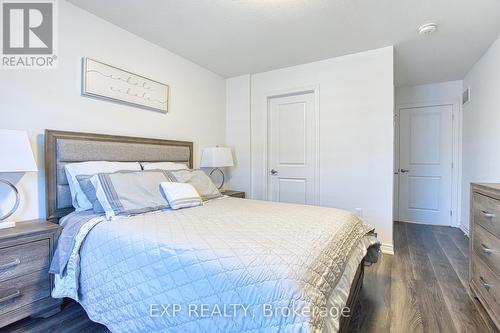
270,169 -> 278,176
400,169 -> 410,173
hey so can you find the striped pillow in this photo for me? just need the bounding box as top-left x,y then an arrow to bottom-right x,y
167,169 -> 222,201
91,170 -> 171,220
160,182 -> 202,210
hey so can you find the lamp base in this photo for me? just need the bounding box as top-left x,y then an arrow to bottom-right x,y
0,178 -> 20,222
0,221 -> 16,230
209,168 -> 225,190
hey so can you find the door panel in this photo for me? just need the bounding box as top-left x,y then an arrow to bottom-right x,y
278,104 -> 306,165
269,92 -> 316,205
278,178 -> 307,204
409,112 -> 441,164
398,105 -> 453,225
408,176 -> 440,210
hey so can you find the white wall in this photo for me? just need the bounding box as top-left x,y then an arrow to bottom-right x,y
227,47 -> 395,249
394,80 -> 463,227
461,36 -> 500,233
225,75 -> 251,194
0,1 -> 226,221
396,81 -> 463,105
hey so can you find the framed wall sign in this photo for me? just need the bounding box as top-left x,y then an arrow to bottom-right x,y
82,57 -> 169,113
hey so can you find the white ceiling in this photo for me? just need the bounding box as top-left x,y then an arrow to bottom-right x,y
69,0 -> 500,86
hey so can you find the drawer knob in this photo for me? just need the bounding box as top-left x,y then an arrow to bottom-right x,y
0,289 -> 21,304
480,276 -> 493,291
481,243 -> 494,255
0,258 -> 20,271
481,210 -> 496,219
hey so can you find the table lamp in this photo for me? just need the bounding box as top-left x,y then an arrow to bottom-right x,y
200,147 -> 234,189
0,130 -> 38,229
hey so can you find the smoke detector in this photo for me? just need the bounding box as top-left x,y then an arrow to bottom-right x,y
418,23 -> 438,36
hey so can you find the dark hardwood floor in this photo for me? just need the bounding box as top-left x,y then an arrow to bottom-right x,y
2,299 -> 109,333
3,222 -> 496,332
348,221 -> 498,333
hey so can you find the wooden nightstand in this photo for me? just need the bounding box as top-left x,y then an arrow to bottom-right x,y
0,219 -> 62,328
221,190 -> 246,198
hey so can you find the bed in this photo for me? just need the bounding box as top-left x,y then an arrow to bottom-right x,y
45,130 -> 380,333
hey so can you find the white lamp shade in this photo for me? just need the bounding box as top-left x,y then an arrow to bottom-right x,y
0,130 -> 38,173
200,147 -> 234,168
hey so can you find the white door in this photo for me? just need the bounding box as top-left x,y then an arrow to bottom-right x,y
268,92 -> 317,205
398,105 -> 453,225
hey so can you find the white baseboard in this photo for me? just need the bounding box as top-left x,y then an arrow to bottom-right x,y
459,223 -> 469,237
381,243 -> 394,255
399,220 -> 453,227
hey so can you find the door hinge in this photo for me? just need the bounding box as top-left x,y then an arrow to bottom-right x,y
452,114 -> 455,121
450,210 -> 453,216
451,162 -> 454,169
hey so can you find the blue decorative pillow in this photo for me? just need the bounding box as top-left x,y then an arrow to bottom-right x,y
76,175 -> 105,214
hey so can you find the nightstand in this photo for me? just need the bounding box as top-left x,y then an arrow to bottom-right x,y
221,190 -> 246,198
0,219 -> 62,328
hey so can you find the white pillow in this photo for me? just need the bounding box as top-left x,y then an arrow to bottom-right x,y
64,161 -> 141,211
160,182 -> 202,210
141,162 -> 188,171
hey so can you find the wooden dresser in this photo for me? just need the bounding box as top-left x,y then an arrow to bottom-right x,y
0,219 -> 62,328
470,183 -> 500,329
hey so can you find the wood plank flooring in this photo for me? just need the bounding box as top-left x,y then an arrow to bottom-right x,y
2,300 -> 109,333
348,221 -> 498,333
2,222 -> 496,333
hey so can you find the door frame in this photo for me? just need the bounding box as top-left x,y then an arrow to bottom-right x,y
394,99 -> 462,228
263,85 -> 320,205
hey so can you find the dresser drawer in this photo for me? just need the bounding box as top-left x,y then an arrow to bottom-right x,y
474,225 -> 500,277
0,270 -> 51,316
0,239 -> 50,283
471,254 -> 500,318
473,192 -> 500,238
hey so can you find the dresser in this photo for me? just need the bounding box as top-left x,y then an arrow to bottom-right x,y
0,219 -> 62,328
470,183 -> 500,329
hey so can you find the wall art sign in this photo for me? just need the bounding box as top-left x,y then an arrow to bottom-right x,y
82,57 -> 169,113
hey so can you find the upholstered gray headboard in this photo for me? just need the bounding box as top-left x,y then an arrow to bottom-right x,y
45,129 -> 193,222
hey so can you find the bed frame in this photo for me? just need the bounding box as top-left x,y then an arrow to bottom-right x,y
45,129 -> 193,222
340,261 -> 365,332
44,129 -> 364,332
